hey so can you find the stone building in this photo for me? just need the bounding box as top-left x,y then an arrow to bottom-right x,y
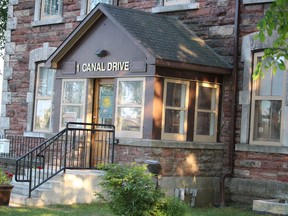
0,0 -> 287,207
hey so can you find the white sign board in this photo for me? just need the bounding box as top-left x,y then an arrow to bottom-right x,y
0,139 -> 10,153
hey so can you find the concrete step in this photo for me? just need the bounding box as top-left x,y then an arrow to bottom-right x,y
10,169 -> 106,206
10,193 -> 45,207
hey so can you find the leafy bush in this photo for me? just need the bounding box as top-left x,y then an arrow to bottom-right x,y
97,163 -> 190,216
156,196 -> 191,216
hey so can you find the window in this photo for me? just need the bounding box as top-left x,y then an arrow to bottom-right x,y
243,0 -> 274,5
87,0 -> 99,12
152,0 -> 199,13
33,0 -> 63,26
115,78 -> 145,138
60,80 -> 86,128
250,52 -> 286,145
41,0 -> 61,19
162,79 -> 189,141
33,64 -> 55,132
77,0 -> 113,21
164,0 -> 190,6
194,82 -> 219,142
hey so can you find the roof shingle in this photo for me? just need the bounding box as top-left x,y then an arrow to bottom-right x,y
101,4 -> 232,69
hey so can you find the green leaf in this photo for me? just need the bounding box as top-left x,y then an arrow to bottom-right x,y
278,60 -> 286,71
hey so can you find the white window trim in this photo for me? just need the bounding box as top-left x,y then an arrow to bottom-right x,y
115,77 -> 145,139
243,0 -> 274,5
32,0 -> 64,26
33,63 -> 54,132
194,82 -> 219,143
161,79 -> 189,141
60,79 -> 87,129
25,43 -> 56,138
249,52 -> 286,146
77,0 -> 113,21
239,32 -> 288,147
152,0 -> 199,13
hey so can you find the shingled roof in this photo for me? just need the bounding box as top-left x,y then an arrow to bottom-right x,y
47,3 -> 232,73
100,4 -> 231,70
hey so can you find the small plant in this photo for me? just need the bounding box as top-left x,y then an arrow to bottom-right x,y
96,163 -> 190,216
156,196 -> 191,216
0,169 -> 13,185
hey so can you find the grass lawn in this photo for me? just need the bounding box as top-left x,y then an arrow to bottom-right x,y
0,203 -> 270,216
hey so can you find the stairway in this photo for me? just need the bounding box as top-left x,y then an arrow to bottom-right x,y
10,170 -> 105,206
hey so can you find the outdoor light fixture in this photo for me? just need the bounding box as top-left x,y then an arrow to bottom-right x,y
95,49 -> 108,57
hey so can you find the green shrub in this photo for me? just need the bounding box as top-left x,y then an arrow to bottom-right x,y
97,163 -> 190,216
156,196 -> 191,216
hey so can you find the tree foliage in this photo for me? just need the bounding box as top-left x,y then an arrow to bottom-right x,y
253,0 -> 288,79
0,0 -> 8,52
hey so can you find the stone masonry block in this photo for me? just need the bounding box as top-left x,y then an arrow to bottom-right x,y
5,42 -> 15,55
14,10 -> 30,17
2,92 -> 11,104
3,66 -> 10,78
5,30 -> 11,43
209,25 -> 234,37
239,160 -> 261,168
7,17 -> 17,30
0,117 -> 10,130
1,105 -> 6,117
1,80 -> 8,92
8,6 -> 13,18
9,0 -> 19,5
239,90 -> 250,105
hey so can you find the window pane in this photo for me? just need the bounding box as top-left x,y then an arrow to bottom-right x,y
166,82 -> 186,108
117,107 -> 141,131
37,67 -> 54,97
196,112 -> 215,136
164,109 -> 185,133
34,100 -> 52,130
272,69 -> 283,96
258,73 -> 271,96
198,87 -> 216,110
61,105 -> 84,127
253,100 -> 281,141
44,0 -> 59,16
257,66 -> 283,96
99,84 -> 114,124
118,81 -> 143,105
63,81 -> 85,104
89,0 -> 99,10
164,0 -> 190,6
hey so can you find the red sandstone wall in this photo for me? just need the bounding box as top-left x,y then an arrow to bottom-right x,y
235,151 -> 288,182
114,145 -> 224,177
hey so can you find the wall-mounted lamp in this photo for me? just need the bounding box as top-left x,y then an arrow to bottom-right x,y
95,49 -> 108,58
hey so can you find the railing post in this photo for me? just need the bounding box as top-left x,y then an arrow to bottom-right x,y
28,153 -> 33,198
63,126 -> 68,174
111,126 -> 116,164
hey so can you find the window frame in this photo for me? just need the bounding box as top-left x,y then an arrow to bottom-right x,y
152,0 -> 199,13
161,79 -> 189,141
32,0 -> 63,26
250,52 -> 286,146
77,0 -> 113,21
41,0 -> 61,20
33,63 -> 55,132
243,0 -> 274,5
60,79 -> 87,129
115,77 -> 145,139
193,82 -> 219,142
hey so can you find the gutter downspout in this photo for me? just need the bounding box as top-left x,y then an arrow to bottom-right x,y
219,0 -> 240,206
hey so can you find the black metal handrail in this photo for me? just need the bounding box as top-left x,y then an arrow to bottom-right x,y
15,122 -> 116,198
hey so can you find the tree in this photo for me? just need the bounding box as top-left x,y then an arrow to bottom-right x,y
253,0 -> 288,79
0,0 -> 8,53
